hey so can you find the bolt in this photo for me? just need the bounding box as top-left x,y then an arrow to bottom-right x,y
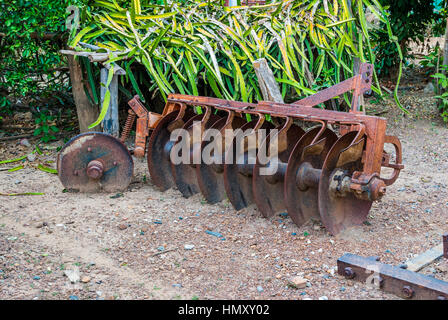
86,160 -> 104,180
343,267 -> 355,279
402,286 -> 414,299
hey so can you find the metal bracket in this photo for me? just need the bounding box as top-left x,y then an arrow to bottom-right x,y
121,95 -> 163,157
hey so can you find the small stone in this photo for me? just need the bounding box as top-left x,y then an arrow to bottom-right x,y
118,224 -> 127,230
33,276 -> 41,280
20,138 -> 31,147
184,244 -> 195,250
27,153 -> 36,162
256,286 -> 264,292
81,276 -> 91,283
423,81 -> 434,93
288,276 -> 307,289
318,296 -> 329,300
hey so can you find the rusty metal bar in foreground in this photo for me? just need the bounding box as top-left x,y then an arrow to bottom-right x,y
337,253 -> 448,300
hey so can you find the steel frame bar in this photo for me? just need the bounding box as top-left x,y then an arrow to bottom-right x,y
337,253 -> 448,300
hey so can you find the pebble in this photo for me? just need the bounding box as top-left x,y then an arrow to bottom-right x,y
118,224 -> 127,230
256,286 -> 264,293
288,276 -> 307,289
27,153 -> 36,162
20,138 -> 31,147
33,276 -> 41,280
205,230 -> 223,238
318,296 -> 329,300
81,276 -> 91,283
184,244 -> 195,250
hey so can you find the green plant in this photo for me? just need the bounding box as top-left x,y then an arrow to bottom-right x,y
419,45 -> 440,70
0,0 -> 87,138
69,0 -> 405,129
432,65 -> 448,122
34,110 -> 60,142
375,0 -> 439,78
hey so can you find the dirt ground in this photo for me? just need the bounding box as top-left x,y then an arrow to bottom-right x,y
1,85 -> 447,300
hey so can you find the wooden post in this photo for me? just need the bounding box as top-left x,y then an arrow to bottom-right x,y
66,55 -> 100,132
100,68 -> 120,138
253,58 -> 284,103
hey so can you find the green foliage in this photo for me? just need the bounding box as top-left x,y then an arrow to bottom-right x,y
33,109 -> 60,142
375,0 -> 439,77
432,65 -> 448,122
0,0 -> 87,139
70,0 -> 404,124
419,45 -> 440,70
0,0 -> 74,98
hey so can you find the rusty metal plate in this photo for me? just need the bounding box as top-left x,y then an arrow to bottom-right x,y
147,110 -> 194,191
318,131 -> 372,235
223,120 -> 274,211
252,124 -> 304,218
57,132 -> 133,193
284,127 -> 337,227
196,116 -> 247,204
338,253 -> 448,300
171,113 -> 221,198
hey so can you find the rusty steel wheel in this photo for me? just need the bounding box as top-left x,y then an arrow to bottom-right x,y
252,124 -> 305,218
223,120 -> 274,211
57,132 -> 133,193
171,113 -> 221,198
147,109 -> 194,191
284,127 -> 337,227
318,131 -> 372,235
195,116 -> 246,204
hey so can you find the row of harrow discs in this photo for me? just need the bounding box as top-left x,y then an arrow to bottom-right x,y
57,63 -> 403,235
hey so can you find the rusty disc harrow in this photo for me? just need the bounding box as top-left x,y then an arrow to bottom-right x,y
58,63 -> 404,236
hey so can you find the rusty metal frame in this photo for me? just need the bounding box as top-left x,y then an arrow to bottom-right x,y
160,63 -> 403,198
122,63 -> 403,200
338,253 -> 448,300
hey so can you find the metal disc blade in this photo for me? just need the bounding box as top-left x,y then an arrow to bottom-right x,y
284,127 -> 337,227
252,124 -> 305,218
196,116 -> 246,204
171,113 -> 221,198
58,132 -> 133,193
223,120 -> 274,211
318,131 -> 372,236
147,110 -> 194,191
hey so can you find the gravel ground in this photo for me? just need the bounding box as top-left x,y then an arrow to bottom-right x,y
0,88 -> 447,300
